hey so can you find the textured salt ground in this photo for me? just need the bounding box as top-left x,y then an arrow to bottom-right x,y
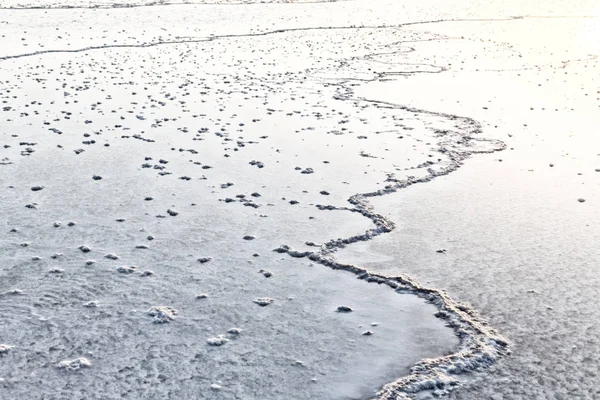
0,0 -> 596,62
1,0 -> 598,399
0,146 -> 375,257
0,3 -> 479,398
0,150 -> 458,399
335,18 -> 600,400
336,159 -> 600,399
0,27 -> 474,208
0,251 -> 457,399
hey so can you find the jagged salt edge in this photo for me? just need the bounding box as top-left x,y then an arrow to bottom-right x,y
0,19 -> 509,396
275,93 -> 509,399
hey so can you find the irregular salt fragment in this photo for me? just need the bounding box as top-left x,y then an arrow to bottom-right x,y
117,266 -> 137,274
57,357 -> 91,371
207,335 -> 229,346
259,269 -> 272,278
253,298 -> 274,307
147,306 -> 177,323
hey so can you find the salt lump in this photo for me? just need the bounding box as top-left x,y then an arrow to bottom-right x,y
0,344 -> 11,354
147,306 -> 178,323
57,357 -> 91,371
206,335 -> 229,346
253,298 -> 274,306
116,265 -> 137,274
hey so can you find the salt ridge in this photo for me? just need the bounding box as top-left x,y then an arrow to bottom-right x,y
275,83 -> 509,399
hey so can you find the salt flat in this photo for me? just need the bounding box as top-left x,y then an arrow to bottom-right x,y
0,0 -> 598,399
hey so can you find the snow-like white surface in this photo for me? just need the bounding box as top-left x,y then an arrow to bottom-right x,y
335,13 -> 600,400
0,0 -> 598,399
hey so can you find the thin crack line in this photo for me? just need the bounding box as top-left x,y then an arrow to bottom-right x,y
0,16 -> 567,62
0,0 -> 351,10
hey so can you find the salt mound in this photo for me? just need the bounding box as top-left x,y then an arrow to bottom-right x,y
253,298 -> 274,307
147,306 -> 178,323
57,357 -> 91,371
206,335 -> 229,346
116,266 -> 137,274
